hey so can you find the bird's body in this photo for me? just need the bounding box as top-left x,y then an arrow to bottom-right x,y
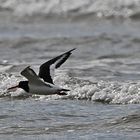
29,83 -> 57,95
28,79 -> 69,95
8,48 -> 75,96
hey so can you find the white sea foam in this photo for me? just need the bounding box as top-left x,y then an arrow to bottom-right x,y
53,71 -> 140,104
0,71 -> 140,104
1,0 -> 140,18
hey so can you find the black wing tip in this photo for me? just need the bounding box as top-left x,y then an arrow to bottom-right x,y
69,48 -> 76,53
64,48 -> 76,55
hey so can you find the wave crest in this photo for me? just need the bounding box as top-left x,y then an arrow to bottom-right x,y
54,71 -> 140,104
1,0 -> 140,18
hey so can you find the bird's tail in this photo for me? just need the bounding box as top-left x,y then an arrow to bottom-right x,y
57,88 -> 70,96
61,88 -> 70,92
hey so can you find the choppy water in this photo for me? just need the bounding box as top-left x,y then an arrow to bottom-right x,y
0,0 -> 140,139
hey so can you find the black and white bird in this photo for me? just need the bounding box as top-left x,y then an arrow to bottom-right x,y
8,48 -> 76,96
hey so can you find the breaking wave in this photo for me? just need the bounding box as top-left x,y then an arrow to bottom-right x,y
0,70 -> 140,104
1,0 -> 140,19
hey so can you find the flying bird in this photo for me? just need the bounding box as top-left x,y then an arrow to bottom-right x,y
8,48 -> 76,96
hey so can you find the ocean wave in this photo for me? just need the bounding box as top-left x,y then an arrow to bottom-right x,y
1,70 -> 140,104
1,0 -> 140,19
55,71 -> 140,104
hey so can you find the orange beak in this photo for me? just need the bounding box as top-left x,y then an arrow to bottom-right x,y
7,85 -> 19,91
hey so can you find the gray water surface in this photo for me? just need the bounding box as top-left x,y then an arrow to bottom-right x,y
0,8 -> 140,140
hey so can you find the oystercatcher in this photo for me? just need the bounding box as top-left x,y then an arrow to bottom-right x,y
8,48 -> 76,95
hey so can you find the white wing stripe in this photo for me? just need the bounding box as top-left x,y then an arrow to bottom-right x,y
49,54 -> 67,81
55,54 -> 67,68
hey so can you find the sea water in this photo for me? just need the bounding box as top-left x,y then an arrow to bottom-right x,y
0,0 -> 140,139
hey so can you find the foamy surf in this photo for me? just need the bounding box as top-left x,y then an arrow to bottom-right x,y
54,71 -> 140,104
1,70 -> 140,104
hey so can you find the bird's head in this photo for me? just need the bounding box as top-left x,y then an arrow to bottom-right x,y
7,81 -> 29,92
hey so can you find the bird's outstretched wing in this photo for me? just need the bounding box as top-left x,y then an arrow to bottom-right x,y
38,48 -> 76,84
21,66 -> 46,86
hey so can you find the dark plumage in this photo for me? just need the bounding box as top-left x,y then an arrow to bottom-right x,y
39,48 -> 76,84
8,48 -> 76,95
18,81 -> 29,92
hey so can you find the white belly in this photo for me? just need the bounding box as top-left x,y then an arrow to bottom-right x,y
29,84 -> 59,95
